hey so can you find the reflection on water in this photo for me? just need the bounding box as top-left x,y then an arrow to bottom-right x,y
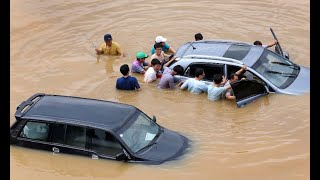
10,0 -> 309,179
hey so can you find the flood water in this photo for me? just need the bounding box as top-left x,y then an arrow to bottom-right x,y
10,0 -> 310,179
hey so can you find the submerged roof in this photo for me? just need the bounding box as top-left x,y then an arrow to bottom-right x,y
22,94 -> 137,131
175,40 -> 264,66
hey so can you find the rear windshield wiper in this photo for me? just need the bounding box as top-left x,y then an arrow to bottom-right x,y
271,61 -> 299,70
266,70 -> 298,77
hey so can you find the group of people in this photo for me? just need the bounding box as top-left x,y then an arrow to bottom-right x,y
96,32 -> 277,101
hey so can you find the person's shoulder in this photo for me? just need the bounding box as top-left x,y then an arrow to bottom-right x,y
128,76 -> 138,80
112,41 -> 120,47
116,77 -> 123,82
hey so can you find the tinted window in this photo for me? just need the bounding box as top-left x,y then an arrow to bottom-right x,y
226,65 -> 266,85
20,121 -> 50,141
223,44 -> 251,60
226,65 -> 242,79
88,129 -> 122,156
232,80 -> 267,100
51,124 -> 86,148
51,124 -> 66,144
186,64 -> 224,81
65,125 -> 86,148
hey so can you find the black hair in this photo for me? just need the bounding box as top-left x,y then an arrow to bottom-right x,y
213,74 -> 223,84
154,43 -> 162,49
120,64 -> 129,76
151,58 -> 161,66
173,65 -> 184,75
195,33 -> 203,41
253,40 -> 262,46
229,73 -> 238,80
195,68 -> 204,77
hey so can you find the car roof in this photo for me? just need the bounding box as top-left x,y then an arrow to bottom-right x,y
175,40 -> 265,67
20,94 -> 137,131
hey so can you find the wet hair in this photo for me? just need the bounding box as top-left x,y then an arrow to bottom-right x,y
195,33 -> 203,41
173,65 -> 184,75
120,64 -> 129,76
151,58 -> 161,66
253,40 -> 262,46
154,43 -> 162,49
213,74 -> 223,84
195,68 -> 204,77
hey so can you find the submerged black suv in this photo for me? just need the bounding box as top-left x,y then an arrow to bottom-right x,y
10,93 -> 190,164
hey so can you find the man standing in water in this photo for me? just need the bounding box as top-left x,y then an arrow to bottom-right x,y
96,33 -> 123,56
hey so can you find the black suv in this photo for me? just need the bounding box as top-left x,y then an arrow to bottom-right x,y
10,93 -> 190,164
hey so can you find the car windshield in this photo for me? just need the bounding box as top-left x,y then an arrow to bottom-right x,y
252,49 -> 300,89
117,111 -> 160,153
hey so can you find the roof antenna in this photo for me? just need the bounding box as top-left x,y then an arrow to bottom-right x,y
180,42 -> 196,58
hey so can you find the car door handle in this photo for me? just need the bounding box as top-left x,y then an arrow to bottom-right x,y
52,147 -> 60,154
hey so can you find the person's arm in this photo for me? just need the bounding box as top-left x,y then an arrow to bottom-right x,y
134,78 -> 141,91
220,76 -> 228,86
266,40 -> 277,48
95,43 -> 104,55
225,91 -> 235,100
235,65 -> 247,75
163,56 -> 176,67
180,80 -> 188,90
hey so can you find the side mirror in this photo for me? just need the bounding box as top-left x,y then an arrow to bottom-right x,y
284,51 -> 290,59
152,115 -> 157,123
115,152 -> 127,161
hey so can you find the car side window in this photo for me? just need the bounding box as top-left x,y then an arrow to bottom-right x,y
87,129 -> 122,156
231,80 -> 268,101
19,121 -> 51,141
185,63 -> 224,81
227,65 -> 266,85
51,124 -> 86,148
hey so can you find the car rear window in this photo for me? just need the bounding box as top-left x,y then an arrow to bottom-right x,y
223,44 -> 251,60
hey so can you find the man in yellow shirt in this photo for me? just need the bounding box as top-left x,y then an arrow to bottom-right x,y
95,34 -> 122,56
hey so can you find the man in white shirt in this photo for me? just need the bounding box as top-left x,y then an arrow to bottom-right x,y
144,58 -> 161,83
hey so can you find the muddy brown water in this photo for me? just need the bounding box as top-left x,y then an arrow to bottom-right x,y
10,0 -> 309,179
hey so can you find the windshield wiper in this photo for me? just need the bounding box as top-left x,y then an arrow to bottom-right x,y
137,127 -> 163,153
271,61 -> 299,70
266,70 -> 298,77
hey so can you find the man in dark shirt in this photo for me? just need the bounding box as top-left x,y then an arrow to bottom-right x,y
116,64 -> 141,91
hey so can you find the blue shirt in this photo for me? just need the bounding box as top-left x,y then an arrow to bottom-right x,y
207,85 -> 228,101
116,76 -> 140,90
180,78 -> 208,94
151,43 -> 170,54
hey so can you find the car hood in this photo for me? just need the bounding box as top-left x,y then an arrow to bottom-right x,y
282,66 -> 310,95
136,128 -> 189,164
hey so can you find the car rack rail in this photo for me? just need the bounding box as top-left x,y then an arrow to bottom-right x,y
183,54 -> 244,65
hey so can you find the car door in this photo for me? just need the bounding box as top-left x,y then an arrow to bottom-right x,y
50,123 -> 90,157
15,120 -> 53,151
177,62 -> 224,84
231,80 -> 269,108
